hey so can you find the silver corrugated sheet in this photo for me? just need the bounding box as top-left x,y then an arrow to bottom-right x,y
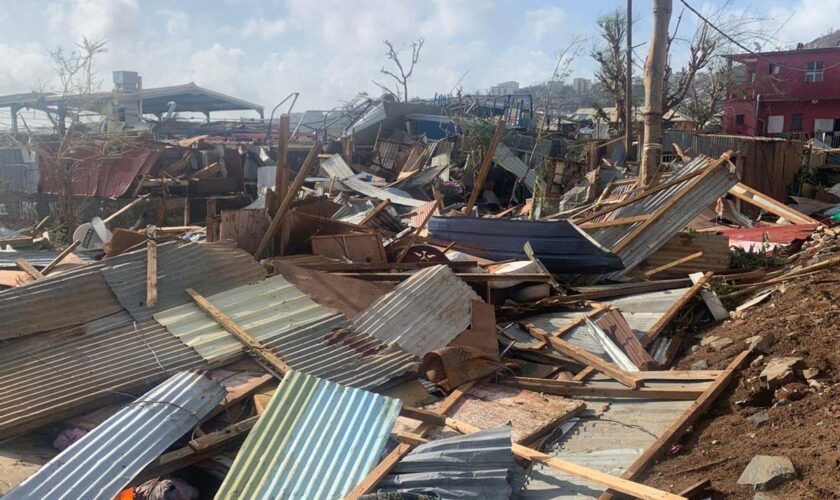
0,312 -> 205,438
0,163 -> 39,193
0,264 -> 122,339
586,156 -> 737,280
494,144 -> 545,193
321,154 -> 426,207
373,426 -> 519,500
0,249 -> 95,269
350,265 -> 481,357
5,371 -> 225,500
102,241 -> 267,321
154,276 -> 416,389
522,379 -> 711,499
215,370 -> 401,499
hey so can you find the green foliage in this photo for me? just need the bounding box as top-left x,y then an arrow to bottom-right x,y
730,244 -> 787,269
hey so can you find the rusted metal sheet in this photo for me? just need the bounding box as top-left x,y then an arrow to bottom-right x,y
639,232 -> 731,278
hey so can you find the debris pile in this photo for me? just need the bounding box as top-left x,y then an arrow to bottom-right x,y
0,107 -> 838,499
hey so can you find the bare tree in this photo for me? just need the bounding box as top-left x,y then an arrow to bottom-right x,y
591,10 -> 627,132
373,38 -> 424,102
14,38 -> 123,238
678,62 -> 735,130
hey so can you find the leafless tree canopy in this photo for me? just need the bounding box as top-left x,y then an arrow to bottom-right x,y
678,61 -> 735,130
373,38 -> 424,102
591,10 -> 627,131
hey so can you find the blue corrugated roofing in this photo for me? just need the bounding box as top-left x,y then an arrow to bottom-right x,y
215,370 -> 401,499
5,371 -> 226,500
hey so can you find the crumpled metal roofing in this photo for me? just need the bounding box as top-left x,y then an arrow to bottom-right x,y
5,371 -> 225,500
350,265 -> 481,357
585,155 -> 738,280
372,426 -> 519,500
332,199 -> 405,233
494,143 -> 545,193
0,264 -> 122,339
215,370 -> 401,499
522,379 -> 712,499
102,241 -> 267,321
321,154 -> 426,207
0,249 -> 94,269
154,276 -> 417,389
0,312 -> 205,438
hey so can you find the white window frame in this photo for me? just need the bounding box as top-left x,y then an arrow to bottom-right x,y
767,115 -> 784,134
806,61 -> 824,83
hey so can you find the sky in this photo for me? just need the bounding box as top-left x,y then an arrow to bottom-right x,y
0,0 -> 837,124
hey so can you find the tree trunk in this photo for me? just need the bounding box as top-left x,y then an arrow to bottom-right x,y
639,0 -> 672,187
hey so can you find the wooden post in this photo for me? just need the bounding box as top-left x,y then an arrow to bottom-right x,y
464,119 -> 506,214
638,0 -> 672,187
187,288 -> 291,377
206,199 -> 217,243
274,113 -> 291,212
146,240 -> 158,308
41,240 -> 81,276
183,195 -> 190,226
255,141 -> 322,259
643,271 -> 713,347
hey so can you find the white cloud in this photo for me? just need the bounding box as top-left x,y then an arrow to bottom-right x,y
769,0 -> 840,47
241,17 -> 287,39
524,6 -> 567,41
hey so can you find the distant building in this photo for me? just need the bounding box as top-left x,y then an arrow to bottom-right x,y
572,78 -> 592,94
489,81 -> 519,96
723,31 -> 840,143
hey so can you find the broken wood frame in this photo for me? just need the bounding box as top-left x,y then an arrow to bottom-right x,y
463,119 -> 506,215
728,181 -> 819,225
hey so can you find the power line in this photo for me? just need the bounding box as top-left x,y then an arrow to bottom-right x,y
679,0 -> 840,72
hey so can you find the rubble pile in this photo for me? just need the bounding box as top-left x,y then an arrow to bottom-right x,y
0,102 -> 839,499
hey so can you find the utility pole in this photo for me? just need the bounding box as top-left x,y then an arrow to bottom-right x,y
639,0 -> 672,187
625,0 -> 633,156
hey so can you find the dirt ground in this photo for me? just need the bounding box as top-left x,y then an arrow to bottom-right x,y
641,271 -> 840,499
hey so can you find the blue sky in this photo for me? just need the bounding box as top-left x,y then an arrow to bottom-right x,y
0,0 -> 836,121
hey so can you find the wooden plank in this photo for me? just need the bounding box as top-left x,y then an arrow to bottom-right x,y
201,374 -> 274,423
640,232 -> 730,278
219,209 -> 270,255
41,240 -> 82,276
15,258 -> 43,280
729,182 -> 820,225
677,479 -> 711,499
532,304 -> 608,350
297,261 -> 478,272
0,236 -> 34,247
187,288 -> 290,377
642,271 -> 713,347
524,323 -> 640,388
311,233 -> 387,264
724,254 -> 840,299
145,240 -> 158,308
255,141 -> 323,259
336,272 -> 552,282
394,196 -> 442,264
359,199 -> 391,226
643,251 -> 703,278
344,381 -> 477,499
598,350 -> 750,500
463,119 -> 506,214
205,199 -> 218,243
690,272 -> 729,321
274,113 -> 291,209
498,376 -> 704,400
580,214 -> 652,229
597,309 -> 659,370
103,193 -> 150,224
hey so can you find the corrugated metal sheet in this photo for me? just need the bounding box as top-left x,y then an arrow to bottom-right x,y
0,264 -> 122,339
102,241 -> 267,321
0,163 -> 39,193
350,265 -> 481,357
586,155 -> 738,280
321,154 -> 426,207
0,312 -> 205,437
0,248 -> 94,269
332,199 -> 404,233
5,371 -> 225,500
584,317 -> 638,372
372,426 -> 518,500
154,276 -> 416,390
494,143 -> 545,193
522,379 -> 712,499
215,370 -> 401,499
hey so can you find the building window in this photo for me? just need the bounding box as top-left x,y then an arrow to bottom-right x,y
749,71 -> 756,83
769,64 -> 780,75
791,113 -> 804,131
806,61 -> 824,82
735,114 -> 745,125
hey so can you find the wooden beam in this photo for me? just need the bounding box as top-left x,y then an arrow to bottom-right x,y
201,373 -> 274,424
15,258 -> 43,280
643,271 -> 714,347
145,240 -> 158,308
524,324 -> 640,388
30,215 -> 50,237
463,119 -> 506,214
297,261 -> 478,272
274,113 -> 291,210
103,194 -> 151,225
394,196 -> 442,264
41,240 -> 82,276
724,254 -> 840,299
498,376 -> 704,400
255,141 -> 322,259
344,381 -> 476,499
359,199 -> 391,226
336,272 -> 552,283
597,350 -> 750,500
729,182 -> 820,225
643,251 -> 703,278
677,479 -> 711,499
532,304 -> 608,349
187,288 -> 291,377
579,214 -> 652,229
